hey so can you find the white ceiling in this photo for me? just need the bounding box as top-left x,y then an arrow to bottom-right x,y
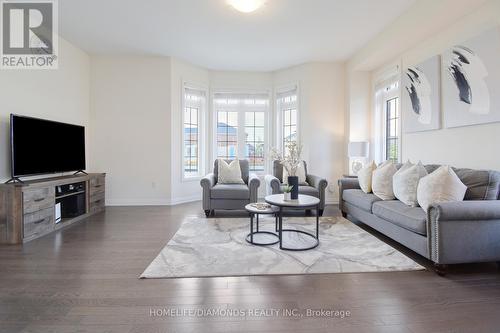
59,0 -> 416,71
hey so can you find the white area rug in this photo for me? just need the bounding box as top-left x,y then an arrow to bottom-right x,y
141,216 -> 424,278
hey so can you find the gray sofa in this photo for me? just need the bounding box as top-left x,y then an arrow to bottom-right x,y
200,159 -> 260,217
338,164 -> 500,270
265,160 -> 328,216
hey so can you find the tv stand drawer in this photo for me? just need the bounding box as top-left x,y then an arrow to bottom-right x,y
23,187 -> 55,214
23,207 -> 54,240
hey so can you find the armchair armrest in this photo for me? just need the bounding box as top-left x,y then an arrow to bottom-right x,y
265,174 -> 281,196
200,173 -> 216,210
248,173 -> 260,203
338,177 -> 361,214
306,174 -> 328,191
429,200 -> 500,221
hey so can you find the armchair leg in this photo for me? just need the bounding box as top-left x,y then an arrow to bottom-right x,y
204,210 -> 210,218
433,263 -> 448,276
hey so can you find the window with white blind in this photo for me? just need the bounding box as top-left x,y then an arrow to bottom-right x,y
276,87 -> 298,153
214,93 -> 269,172
183,86 -> 206,179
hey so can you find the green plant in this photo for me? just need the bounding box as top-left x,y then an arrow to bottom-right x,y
283,184 -> 294,193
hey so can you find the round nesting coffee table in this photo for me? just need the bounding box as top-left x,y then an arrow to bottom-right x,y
265,194 -> 321,251
244,203 -> 280,246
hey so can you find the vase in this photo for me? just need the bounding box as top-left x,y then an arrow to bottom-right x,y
287,176 -> 299,200
283,192 -> 291,201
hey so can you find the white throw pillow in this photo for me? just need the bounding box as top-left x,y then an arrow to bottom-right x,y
393,162 -> 428,207
217,159 -> 245,184
417,166 -> 467,213
358,161 -> 377,194
372,161 -> 398,200
283,161 -> 307,184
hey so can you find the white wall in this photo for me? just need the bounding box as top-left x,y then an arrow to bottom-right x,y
90,56 -> 171,205
0,38 -> 90,182
347,0 -> 500,171
274,63 -> 346,203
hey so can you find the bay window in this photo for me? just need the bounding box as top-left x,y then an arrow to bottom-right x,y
214,93 -> 269,172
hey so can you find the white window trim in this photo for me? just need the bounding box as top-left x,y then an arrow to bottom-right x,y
275,83 -> 300,155
181,81 -> 208,182
211,89 -> 271,175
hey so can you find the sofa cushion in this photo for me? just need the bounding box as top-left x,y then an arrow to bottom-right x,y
343,189 -> 382,213
211,184 -> 250,200
372,201 -> 427,236
453,168 -> 500,200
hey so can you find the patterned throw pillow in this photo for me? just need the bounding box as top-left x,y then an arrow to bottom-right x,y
417,166 -> 467,213
393,161 -> 428,207
372,161 -> 398,200
217,159 -> 245,184
358,161 -> 377,194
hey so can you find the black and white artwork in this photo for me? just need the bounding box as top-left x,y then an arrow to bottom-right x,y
402,55 -> 441,133
442,27 -> 500,128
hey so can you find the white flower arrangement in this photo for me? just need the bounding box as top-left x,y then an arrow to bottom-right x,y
270,141 -> 303,177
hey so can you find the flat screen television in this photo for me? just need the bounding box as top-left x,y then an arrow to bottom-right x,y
10,114 -> 86,178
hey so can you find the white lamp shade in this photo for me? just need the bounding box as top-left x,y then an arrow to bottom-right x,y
348,141 -> 369,158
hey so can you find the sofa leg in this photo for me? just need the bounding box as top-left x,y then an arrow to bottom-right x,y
433,263 -> 448,276
341,211 -> 347,218
204,210 -> 210,218
318,209 -> 324,217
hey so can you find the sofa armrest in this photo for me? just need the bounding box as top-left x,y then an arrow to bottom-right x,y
200,173 -> 216,210
307,174 -> 328,210
429,200 -> 500,221
338,178 -> 361,213
265,174 -> 281,196
248,173 -> 260,203
427,200 -> 500,264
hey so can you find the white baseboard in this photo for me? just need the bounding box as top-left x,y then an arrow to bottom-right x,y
106,195 -> 201,206
168,194 -> 201,205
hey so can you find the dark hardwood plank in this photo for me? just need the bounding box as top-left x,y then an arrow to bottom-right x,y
0,202 -> 499,333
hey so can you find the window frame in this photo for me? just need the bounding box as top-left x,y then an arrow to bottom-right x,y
385,95 -> 400,163
211,90 -> 271,174
380,81 -> 401,163
181,82 -> 208,182
275,84 -> 300,153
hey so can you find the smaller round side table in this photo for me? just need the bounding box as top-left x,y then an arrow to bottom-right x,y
244,204 -> 280,246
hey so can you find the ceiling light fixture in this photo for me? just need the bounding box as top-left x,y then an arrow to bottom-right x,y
227,0 -> 266,13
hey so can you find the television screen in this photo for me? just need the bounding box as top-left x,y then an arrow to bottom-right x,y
11,114 -> 86,177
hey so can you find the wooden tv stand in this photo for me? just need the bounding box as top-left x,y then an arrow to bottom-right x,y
0,173 -> 105,244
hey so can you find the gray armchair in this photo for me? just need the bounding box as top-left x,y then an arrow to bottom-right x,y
265,160 -> 328,216
200,159 -> 260,217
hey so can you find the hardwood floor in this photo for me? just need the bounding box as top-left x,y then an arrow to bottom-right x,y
1,203 -> 499,333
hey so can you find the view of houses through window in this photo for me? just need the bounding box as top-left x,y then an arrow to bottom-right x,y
214,93 -> 269,172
